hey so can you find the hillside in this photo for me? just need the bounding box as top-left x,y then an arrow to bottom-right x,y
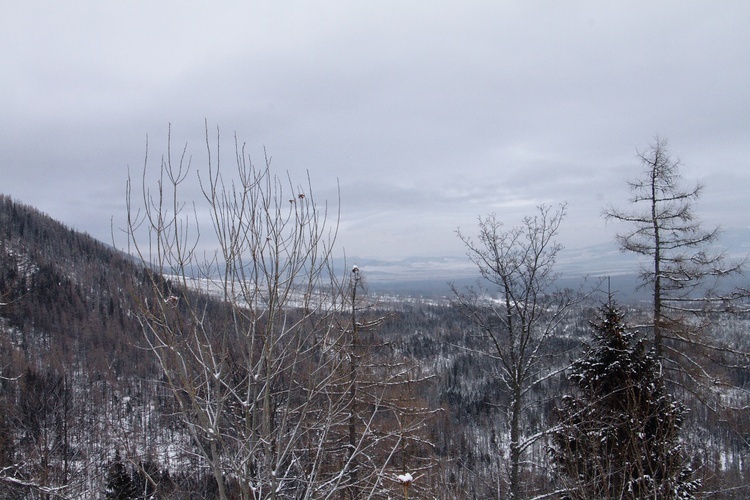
0,195 -> 153,375
0,195 -> 748,498
0,195 -> 166,497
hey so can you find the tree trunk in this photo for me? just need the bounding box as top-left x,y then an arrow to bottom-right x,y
509,384 -> 522,500
347,270 -> 360,499
651,164 -> 663,361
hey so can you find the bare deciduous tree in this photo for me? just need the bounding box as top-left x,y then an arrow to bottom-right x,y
603,137 -> 748,397
124,126 -> 437,499
330,267 -> 437,499
454,204 -> 581,499
125,126 -> 355,499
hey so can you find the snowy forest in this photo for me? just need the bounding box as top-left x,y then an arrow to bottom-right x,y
1,139 -> 749,499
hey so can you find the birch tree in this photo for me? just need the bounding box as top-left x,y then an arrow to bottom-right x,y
124,126 -> 437,499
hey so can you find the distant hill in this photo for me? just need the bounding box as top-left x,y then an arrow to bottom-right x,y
340,241 -> 638,297
0,194 -> 171,497
347,227 -> 749,301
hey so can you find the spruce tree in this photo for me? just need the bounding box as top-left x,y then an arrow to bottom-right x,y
104,450 -> 136,500
551,299 -> 699,499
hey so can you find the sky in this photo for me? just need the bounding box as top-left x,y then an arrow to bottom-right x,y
2,2 -> 749,262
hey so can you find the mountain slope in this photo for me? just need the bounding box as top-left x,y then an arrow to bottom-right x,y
0,195 -> 168,497
0,194 -> 152,376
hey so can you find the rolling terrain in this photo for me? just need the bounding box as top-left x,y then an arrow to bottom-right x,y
0,194 -> 748,498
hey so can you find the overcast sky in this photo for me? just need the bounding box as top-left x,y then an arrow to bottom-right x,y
2,2 -> 748,261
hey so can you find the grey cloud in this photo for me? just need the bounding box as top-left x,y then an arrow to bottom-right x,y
2,2 -> 749,260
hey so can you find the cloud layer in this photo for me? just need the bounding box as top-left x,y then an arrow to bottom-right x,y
2,2 -> 748,260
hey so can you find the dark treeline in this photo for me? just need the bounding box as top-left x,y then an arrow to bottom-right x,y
0,195 -> 748,498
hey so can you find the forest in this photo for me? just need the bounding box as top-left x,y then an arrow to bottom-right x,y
0,139 -> 749,499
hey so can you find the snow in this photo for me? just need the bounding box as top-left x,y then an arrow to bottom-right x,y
396,472 -> 413,484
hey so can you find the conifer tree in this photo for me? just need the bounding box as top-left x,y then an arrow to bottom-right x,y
104,450 -> 136,500
603,137 -> 745,371
551,299 -> 699,499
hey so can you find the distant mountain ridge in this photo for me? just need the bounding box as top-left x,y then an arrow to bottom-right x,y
1,192 -> 745,301
345,227 -> 749,299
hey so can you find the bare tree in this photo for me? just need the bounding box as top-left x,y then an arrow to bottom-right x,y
330,266 -> 437,499
604,137 -> 745,360
603,138 -> 748,389
603,137 -> 750,492
454,204 -> 581,499
125,126 -> 357,499
124,126 -> 437,499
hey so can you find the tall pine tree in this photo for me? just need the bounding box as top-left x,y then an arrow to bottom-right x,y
551,299 -> 699,499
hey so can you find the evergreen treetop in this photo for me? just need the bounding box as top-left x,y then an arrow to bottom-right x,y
551,299 -> 699,499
